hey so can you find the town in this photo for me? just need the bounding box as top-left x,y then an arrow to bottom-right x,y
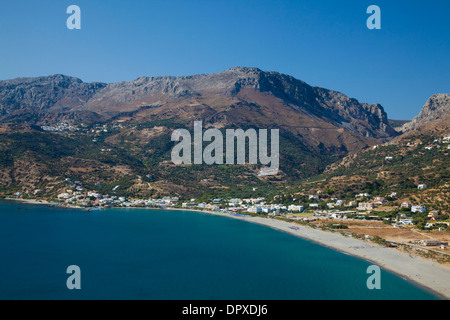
10,177 -> 449,258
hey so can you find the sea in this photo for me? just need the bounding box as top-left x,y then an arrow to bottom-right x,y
0,201 -> 439,300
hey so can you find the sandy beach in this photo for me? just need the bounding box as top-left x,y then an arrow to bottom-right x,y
179,209 -> 450,299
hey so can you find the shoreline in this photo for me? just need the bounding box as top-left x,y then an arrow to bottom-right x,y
180,209 -> 449,300
3,199 -> 449,299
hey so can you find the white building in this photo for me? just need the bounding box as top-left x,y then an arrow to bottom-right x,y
57,193 -> 71,199
401,202 -> 411,208
411,205 -> 426,213
399,219 -> 414,225
247,206 -> 263,213
428,211 -> 439,218
288,205 -> 304,212
355,193 -> 370,198
358,202 -> 374,211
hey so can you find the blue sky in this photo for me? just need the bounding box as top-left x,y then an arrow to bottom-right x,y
0,0 -> 448,120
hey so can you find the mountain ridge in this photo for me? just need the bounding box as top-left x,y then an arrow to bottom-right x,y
0,67 -> 397,146
0,68 -> 447,199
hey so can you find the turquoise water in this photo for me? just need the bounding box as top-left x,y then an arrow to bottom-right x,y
0,201 -> 439,300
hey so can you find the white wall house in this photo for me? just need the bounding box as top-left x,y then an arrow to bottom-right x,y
411,205 -> 426,213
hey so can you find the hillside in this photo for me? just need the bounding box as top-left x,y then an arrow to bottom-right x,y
0,68 -> 399,199
312,116 -> 450,214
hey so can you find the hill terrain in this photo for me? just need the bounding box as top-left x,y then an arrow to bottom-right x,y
0,67 -> 399,198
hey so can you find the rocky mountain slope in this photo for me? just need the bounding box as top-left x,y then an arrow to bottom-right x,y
0,74 -> 107,123
0,67 -> 401,198
0,67 -> 397,152
401,94 -> 450,132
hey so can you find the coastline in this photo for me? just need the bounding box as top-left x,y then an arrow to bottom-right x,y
3,198 -> 84,209
3,199 -> 449,299
171,208 -> 450,300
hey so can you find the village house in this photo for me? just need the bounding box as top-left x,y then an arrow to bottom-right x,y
417,184 -> 427,190
419,240 -> 448,247
57,193 -> 71,200
411,205 -> 427,213
373,197 -> 386,204
288,205 -> 304,212
247,206 -> 263,213
428,211 -> 439,219
182,203 -> 198,208
401,202 -> 412,209
347,201 -> 357,207
399,219 -> 414,225
355,193 -> 370,198
357,202 -> 375,211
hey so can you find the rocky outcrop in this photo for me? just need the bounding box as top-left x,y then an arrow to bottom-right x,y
0,74 -> 106,122
401,94 -> 450,132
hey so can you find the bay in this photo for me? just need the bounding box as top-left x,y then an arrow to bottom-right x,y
0,201 -> 439,300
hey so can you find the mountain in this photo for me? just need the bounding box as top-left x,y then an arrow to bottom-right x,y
0,74 -> 107,123
0,67 -> 399,198
401,94 -> 450,132
0,67 -> 397,151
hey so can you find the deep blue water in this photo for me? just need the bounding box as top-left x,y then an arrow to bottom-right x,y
0,201 -> 439,300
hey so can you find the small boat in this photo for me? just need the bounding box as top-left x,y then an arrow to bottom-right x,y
85,207 -> 100,212
289,226 -> 299,230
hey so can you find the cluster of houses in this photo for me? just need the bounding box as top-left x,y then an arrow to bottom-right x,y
58,190 -> 181,208
12,189 -> 45,197
355,185 -> 431,215
41,122 -> 124,137
41,122 -> 78,132
425,135 -> 450,150
183,197 -> 296,215
382,134 -> 450,159
10,172 -> 446,231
